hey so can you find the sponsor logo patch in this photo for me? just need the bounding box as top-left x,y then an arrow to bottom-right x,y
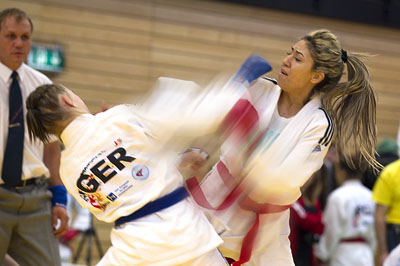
312,144 -> 322,153
131,164 -> 150,181
107,192 -> 118,202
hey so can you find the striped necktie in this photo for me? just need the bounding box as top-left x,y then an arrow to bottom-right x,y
2,71 -> 24,186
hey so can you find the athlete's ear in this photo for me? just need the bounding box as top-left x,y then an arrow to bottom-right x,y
61,94 -> 74,108
311,72 -> 325,84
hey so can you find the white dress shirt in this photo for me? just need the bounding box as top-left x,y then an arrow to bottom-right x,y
0,61 -> 52,183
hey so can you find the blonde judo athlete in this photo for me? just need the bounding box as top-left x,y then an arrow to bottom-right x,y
183,29 -> 380,266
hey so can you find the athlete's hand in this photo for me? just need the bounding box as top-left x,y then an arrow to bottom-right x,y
178,147 -> 209,171
53,205 -> 69,237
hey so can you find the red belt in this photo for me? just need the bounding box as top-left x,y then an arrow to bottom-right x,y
186,161 -> 290,266
341,237 -> 366,243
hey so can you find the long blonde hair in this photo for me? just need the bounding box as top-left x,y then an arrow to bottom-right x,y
303,29 -> 380,171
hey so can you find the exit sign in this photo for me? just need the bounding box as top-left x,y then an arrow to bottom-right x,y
27,43 -> 65,72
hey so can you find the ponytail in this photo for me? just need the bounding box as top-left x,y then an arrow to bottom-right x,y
26,84 -> 68,143
321,53 -> 380,171
26,104 -> 51,143
303,29 -> 381,171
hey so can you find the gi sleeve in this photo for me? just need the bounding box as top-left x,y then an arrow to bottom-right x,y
136,77 -> 243,142
244,113 -> 332,205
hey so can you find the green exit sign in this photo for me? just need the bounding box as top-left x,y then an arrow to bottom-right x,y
27,43 -> 65,72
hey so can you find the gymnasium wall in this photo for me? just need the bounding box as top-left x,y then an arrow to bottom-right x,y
1,0 -> 399,140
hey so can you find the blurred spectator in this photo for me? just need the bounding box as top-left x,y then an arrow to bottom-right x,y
289,166 -> 325,266
398,125 -> 400,157
373,159 -> 400,265
319,145 -> 339,210
363,139 -> 398,190
382,126 -> 400,266
384,243 -> 400,266
314,159 -> 376,266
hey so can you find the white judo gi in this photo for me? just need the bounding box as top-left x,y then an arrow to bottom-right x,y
314,179 -> 376,266
385,243 -> 400,266
192,77 -> 333,265
59,77 -> 241,266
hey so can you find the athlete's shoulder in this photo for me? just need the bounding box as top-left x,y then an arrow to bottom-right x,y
381,159 -> 400,176
95,104 -> 133,120
315,107 -> 334,147
327,186 -> 344,202
305,100 -> 334,151
261,76 -> 278,85
249,76 -> 279,97
317,107 -> 333,126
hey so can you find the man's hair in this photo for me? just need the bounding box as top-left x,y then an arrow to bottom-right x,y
26,84 -> 68,143
0,8 -> 33,32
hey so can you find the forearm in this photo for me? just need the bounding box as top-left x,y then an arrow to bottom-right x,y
43,141 -> 69,236
43,141 -> 67,208
43,141 -> 62,186
375,213 -> 388,254
375,203 -> 389,264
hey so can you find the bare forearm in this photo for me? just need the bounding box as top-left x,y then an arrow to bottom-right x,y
43,141 -> 69,236
375,204 -> 389,265
43,141 -> 62,186
375,214 -> 387,253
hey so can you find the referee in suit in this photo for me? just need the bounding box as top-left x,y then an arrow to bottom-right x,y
0,8 -> 68,266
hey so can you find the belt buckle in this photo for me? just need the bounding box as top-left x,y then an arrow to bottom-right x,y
15,179 -> 28,189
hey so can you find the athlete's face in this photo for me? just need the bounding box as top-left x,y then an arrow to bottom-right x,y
0,16 -> 32,70
277,40 -> 323,98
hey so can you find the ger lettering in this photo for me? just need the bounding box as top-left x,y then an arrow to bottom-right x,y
77,147 -> 135,193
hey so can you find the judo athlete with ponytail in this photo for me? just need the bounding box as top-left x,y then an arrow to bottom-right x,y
183,29 -> 380,266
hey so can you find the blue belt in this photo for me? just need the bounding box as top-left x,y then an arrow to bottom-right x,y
115,186 -> 189,227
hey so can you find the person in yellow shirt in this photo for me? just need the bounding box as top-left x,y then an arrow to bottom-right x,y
373,159 -> 400,266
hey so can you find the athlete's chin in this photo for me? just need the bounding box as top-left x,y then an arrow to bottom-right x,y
277,75 -> 287,88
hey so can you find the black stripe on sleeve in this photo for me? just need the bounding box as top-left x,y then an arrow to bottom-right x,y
318,107 -> 334,146
262,77 -> 278,84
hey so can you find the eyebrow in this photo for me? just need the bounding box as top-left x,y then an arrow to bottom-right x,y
291,47 -> 305,58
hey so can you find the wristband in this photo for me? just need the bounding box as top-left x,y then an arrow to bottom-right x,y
48,185 -> 67,209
